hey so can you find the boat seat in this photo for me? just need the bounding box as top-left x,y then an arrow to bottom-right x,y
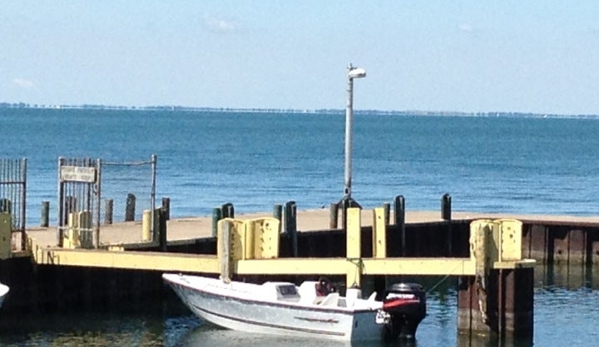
319,293 -> 340,307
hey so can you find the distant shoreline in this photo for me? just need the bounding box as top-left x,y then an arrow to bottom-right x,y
1,102 -> 598,119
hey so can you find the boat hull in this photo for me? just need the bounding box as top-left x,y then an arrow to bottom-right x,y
0,283 -> 9,308
164,274 -> 383,341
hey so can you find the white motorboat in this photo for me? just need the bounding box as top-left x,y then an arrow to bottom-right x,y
0,283 -> 9,308
163,274 -> 426,342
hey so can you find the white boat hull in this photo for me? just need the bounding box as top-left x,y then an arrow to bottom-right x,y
0,283 -> 9,308
163,274 -> 384,341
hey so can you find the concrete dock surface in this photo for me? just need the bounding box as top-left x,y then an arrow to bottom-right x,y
23,209 -> 599,249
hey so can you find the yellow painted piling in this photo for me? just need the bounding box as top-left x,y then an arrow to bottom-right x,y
346,207 -> 362,288
372,207 -> 387,258
64,213 -> 80,249
142,210 -> 151,241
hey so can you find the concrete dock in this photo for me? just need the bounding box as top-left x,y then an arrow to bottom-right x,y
24,208 -> 599,249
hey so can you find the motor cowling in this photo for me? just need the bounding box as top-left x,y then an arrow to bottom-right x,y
381,283 -> 426,341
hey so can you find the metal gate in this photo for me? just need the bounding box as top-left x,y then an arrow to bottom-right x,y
57,157 -> 101,248
0,158 -> 27,250
58,155 -> 157,248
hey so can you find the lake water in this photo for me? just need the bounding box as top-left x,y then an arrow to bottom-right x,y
1,274 -> 598,347
1,108 -> 599,346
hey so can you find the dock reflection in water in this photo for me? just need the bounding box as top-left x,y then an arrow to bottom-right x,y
1,265 -> 598,347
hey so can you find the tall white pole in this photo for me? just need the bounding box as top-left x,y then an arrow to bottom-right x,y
343,65 -> 354,199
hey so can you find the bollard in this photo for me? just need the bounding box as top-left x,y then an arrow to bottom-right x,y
125,193 -> 136,222
212,207 -> 222,237
105,199 -> 113,225
441,193 -> 453,255
383,202 -> 390,225
41,201 -> 50,227
284,201 -> 297,257
162,197 -> 170,221
221,202 -> 234,219
329,203 -> 339,229
441,193 -> 451,220
394,195 -> 406,256
273,204 -> 283,233
158,208 -> 167,251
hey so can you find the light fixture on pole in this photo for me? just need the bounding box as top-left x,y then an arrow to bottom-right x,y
340,63 -> 366,208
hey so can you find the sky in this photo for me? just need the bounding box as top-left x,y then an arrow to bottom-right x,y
2,1 -> 599,115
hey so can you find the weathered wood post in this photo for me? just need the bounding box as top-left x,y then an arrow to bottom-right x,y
329,202 -> 339,229
221,202 -> 234,219
394,195 -> 406,256
125,193 -> 136,221
212,207 -> 222,237
104,199 -> 113,225
341,198 -> 350,231
273,204 -> 282,233
41,201 -> 50,227
441,193 -> 452,255
441,193 -> 451,220
383,202 -> 390,225
158,208 -> 167,251
162,197 -> 170,221
284,201 -> 297,257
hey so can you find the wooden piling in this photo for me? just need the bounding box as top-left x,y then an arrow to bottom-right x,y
329,202 -> 339,229
41,201 -> 50,227
441,193 -> 452,220
212,207 -> 222,237
161,197 -> 170,221
273,204 -> 282,233
284,201 -> 297,257
221,203 -> 234,219
125,193 -> 136,222
394,195 -> 406,256
158,208 -> 167,252
104,199 -> 113,225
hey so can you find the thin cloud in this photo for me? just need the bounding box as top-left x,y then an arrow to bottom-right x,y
13,78 -> 36,89
206,16 -> 238,33
459,23 -> 474,33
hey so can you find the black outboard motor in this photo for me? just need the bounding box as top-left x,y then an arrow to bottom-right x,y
380,283 -> 426,341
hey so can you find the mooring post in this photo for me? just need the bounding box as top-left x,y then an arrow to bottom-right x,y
158,208 -> 167,251
212,207 -> 222,237
161,197 -> 170,221
125,193 -> 136,222
441,193 -> 452,255
41,201 -> 50,227
441,193 -> 451,220
221,202 -> 234,219
104,199 -> 113,225
284,201 -> 297,257
394,195 -> 406,256
383,202 -> 390,225
329,202 -> 339,229
273,204 -> 282,233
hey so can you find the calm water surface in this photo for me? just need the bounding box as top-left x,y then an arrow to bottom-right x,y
1,272 -> 598,347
